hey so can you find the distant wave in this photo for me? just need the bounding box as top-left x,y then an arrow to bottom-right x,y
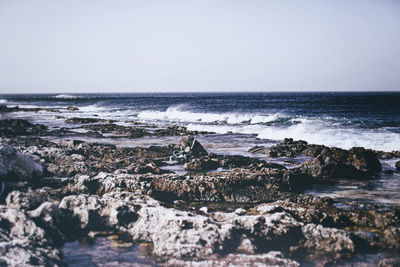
0,99 -> 7,105
52,94 -> 80,99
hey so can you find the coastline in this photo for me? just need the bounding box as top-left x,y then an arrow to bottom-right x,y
0,104 -> 400,266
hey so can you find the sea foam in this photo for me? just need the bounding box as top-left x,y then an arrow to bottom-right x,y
53,94 -> 79,99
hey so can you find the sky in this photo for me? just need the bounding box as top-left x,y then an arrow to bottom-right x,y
0,0 -> 399,93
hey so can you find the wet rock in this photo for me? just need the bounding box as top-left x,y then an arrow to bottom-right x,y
301,147 -> 381,179
249,139 -> 325,158
81,123 -> 149,138
65,117 -> 115,124
395,160 -> 400,171
154,125 -> 201,136
66,106 -> 79,111
165,251 -> 300,267
184,157 -> 219,171
0,144 -> 43,184
179,136 -> 208,157
0,119 -> 48,137
378,257 -> 400,267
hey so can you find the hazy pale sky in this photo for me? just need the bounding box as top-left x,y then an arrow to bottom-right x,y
0,0 -> 399,93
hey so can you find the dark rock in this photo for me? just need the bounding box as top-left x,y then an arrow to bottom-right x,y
179,136 -> 208,157
65,117 -> 115,124
301,147 -> 381,179
184,157 -> 219,171
81,123 -> 149,138
66,106 -> 79,111
249,139 -> 324,158
0,119 -> 48,137
154,125 -> 200,136
396,160 -> 400,171
0,144 -> 43,184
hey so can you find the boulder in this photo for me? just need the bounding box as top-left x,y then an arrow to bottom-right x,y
395,160 -> 400,171
179,136 -> 208,157
0,144 -> 43,184
301,147 -> 381,179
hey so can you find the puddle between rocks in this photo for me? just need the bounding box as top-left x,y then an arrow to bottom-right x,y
62,235 -> 157,267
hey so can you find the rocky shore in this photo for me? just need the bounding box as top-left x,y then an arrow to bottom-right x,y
1,105 -> 400,266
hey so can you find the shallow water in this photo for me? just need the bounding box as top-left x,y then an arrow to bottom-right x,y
62,235 -> 157,267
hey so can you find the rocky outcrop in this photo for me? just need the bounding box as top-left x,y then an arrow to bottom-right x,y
249,139 -> 382,179
0,119 -> 48,137
0,144 -> 43,185
65,117 -> 115,124
81,123 -> 149,138
0,206 -> 63,266
249,138 -> 325,158
396,160 -> 400,171
301,147 -> 381,179
179,136 -> 208,157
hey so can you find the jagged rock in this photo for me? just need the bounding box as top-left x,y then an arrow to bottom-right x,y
0,144 -> 43,184
147,169 -> 312,203
27,202 -> 66,245
301,147 -> 381,179
0,205 -> 63,266
300,224 -> 354,261
395,160 -> 400,171
179,136 -> 208,157
248,138 -> 325,158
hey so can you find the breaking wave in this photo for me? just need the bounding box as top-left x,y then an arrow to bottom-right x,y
137,105 -> 400,151
52,94 -> 80,99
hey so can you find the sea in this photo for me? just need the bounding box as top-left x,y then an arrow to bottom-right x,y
1,92 -> 400,151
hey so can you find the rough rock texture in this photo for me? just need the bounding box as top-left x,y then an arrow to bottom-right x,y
249,138 -> 324,158
396,160 -> 400,171
81,123 -> 149,138
0,206 -> 63,266
179,136 -> 208,157
0,120 -> 398,266
0,119 -> 48,137
250,139 -> 382,179
0,144 -> 43,183
301,147 -> 382,179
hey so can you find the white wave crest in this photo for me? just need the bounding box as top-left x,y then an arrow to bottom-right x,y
53,94 -> 79,99
137,105 -> 282,125
0,99 -> 7,105
78,104 -> 107,113
187,118 -> 400,152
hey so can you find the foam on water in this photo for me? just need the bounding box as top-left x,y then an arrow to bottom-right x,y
187,118 -> 400,151
137,105 -> 283,125
53,94 -> 80,99
0,99 -> 7,104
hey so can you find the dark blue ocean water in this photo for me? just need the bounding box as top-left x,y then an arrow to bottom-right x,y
1,92 -> 400,151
